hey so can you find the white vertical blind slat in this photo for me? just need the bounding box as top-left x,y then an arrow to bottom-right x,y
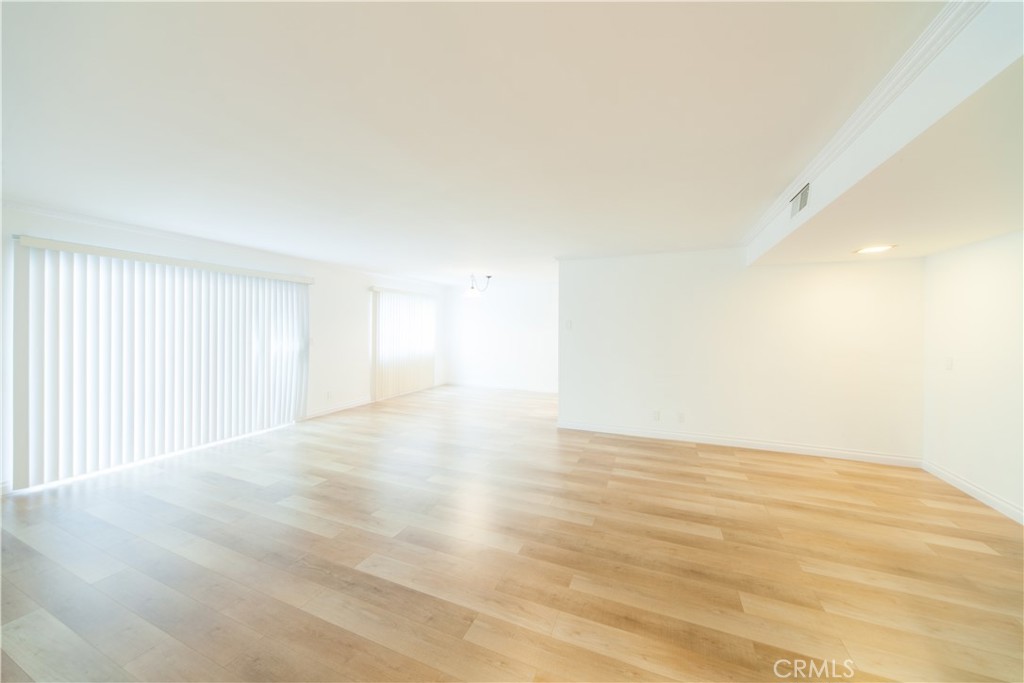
110,261 -> 124,469
210,271 -> 220,442
229,278 -> 238,438
187,269 -> 198,449
199,269 -> 209,446
152,262 -> 163,463
215,271 -> 225,442
27,248 -> 44,485
259,278 -> 268,428
132,261 -> 146,464
277,282 -> 285,424
85,255 -> 98,474
143,262 -> 155,461
72,254 -> 87,476
59,252 -> 74,479
242,277 -> 252,436
97,257 -> 111,473
165,268 -> 173,454
122,263 -> 133,466
173,267 -> 184,454
42,251 -> 59,482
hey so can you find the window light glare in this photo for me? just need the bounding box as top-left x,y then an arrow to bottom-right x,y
855,245 -> 895,254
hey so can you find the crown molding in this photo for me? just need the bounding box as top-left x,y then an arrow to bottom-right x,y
3,200 -> 190,241
742,1 -> 988,249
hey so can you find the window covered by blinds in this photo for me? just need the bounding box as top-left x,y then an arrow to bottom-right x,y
6,241 -> 309,490
371,288 -> 437,401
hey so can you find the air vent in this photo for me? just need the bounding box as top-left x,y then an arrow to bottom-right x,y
790,183 -> 810,217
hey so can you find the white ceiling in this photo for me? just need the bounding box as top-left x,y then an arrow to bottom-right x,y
3,2 -> 946,283
760,57 -> 1023,265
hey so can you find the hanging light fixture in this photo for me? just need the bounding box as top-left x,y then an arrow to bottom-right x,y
470,274 -> 492,294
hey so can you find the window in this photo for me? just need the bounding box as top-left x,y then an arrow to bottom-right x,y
370,288 -> 437,400
4,237 -> 309,490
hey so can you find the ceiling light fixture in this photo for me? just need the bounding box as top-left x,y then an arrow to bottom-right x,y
470,274 -> 492,294
855,245 -> 896,254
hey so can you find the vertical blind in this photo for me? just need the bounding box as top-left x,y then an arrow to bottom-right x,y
371,288 -> 437,400
7,240 -> 309,490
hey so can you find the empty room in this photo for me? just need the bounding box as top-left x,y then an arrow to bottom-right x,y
1,2 -> 1021,682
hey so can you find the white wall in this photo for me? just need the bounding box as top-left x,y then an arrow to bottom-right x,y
923,231 -> 1023,521
1,205 -> 446,420
445,280 -> 558,393
560,249 -> 925,464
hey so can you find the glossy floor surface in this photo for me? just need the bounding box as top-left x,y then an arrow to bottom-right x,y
2,387 -> 1022,682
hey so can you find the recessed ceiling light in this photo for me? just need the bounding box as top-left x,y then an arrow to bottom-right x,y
855,245 -> 895,254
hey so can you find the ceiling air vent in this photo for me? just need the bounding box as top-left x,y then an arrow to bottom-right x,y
790,183 -> 810,217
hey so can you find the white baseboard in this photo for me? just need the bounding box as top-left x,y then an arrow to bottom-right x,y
302,384 -> 463,421
302,396 -> 372,420
923,460 -> 1023,524
556,420 -> 922,468
445,380 -> 559,395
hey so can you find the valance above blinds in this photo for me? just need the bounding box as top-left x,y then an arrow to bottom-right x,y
14,235 -> 315,284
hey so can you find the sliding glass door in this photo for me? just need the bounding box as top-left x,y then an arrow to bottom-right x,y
5,237 -> 309,490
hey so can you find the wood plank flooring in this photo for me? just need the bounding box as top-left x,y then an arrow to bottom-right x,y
2,386 -> 1021,682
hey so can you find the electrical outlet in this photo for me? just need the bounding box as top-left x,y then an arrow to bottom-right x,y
652,410 -> 661,422
677,411 -> 686,424
326,391 -> 333,402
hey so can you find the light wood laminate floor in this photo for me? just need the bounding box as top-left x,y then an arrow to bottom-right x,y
2,387 -> 1021,682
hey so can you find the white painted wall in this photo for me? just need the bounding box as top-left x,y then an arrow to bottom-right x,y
445,280 -> 558,393
1,205 -> 446,421
923,231 -> 1023,522
559,249 -> 925,464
